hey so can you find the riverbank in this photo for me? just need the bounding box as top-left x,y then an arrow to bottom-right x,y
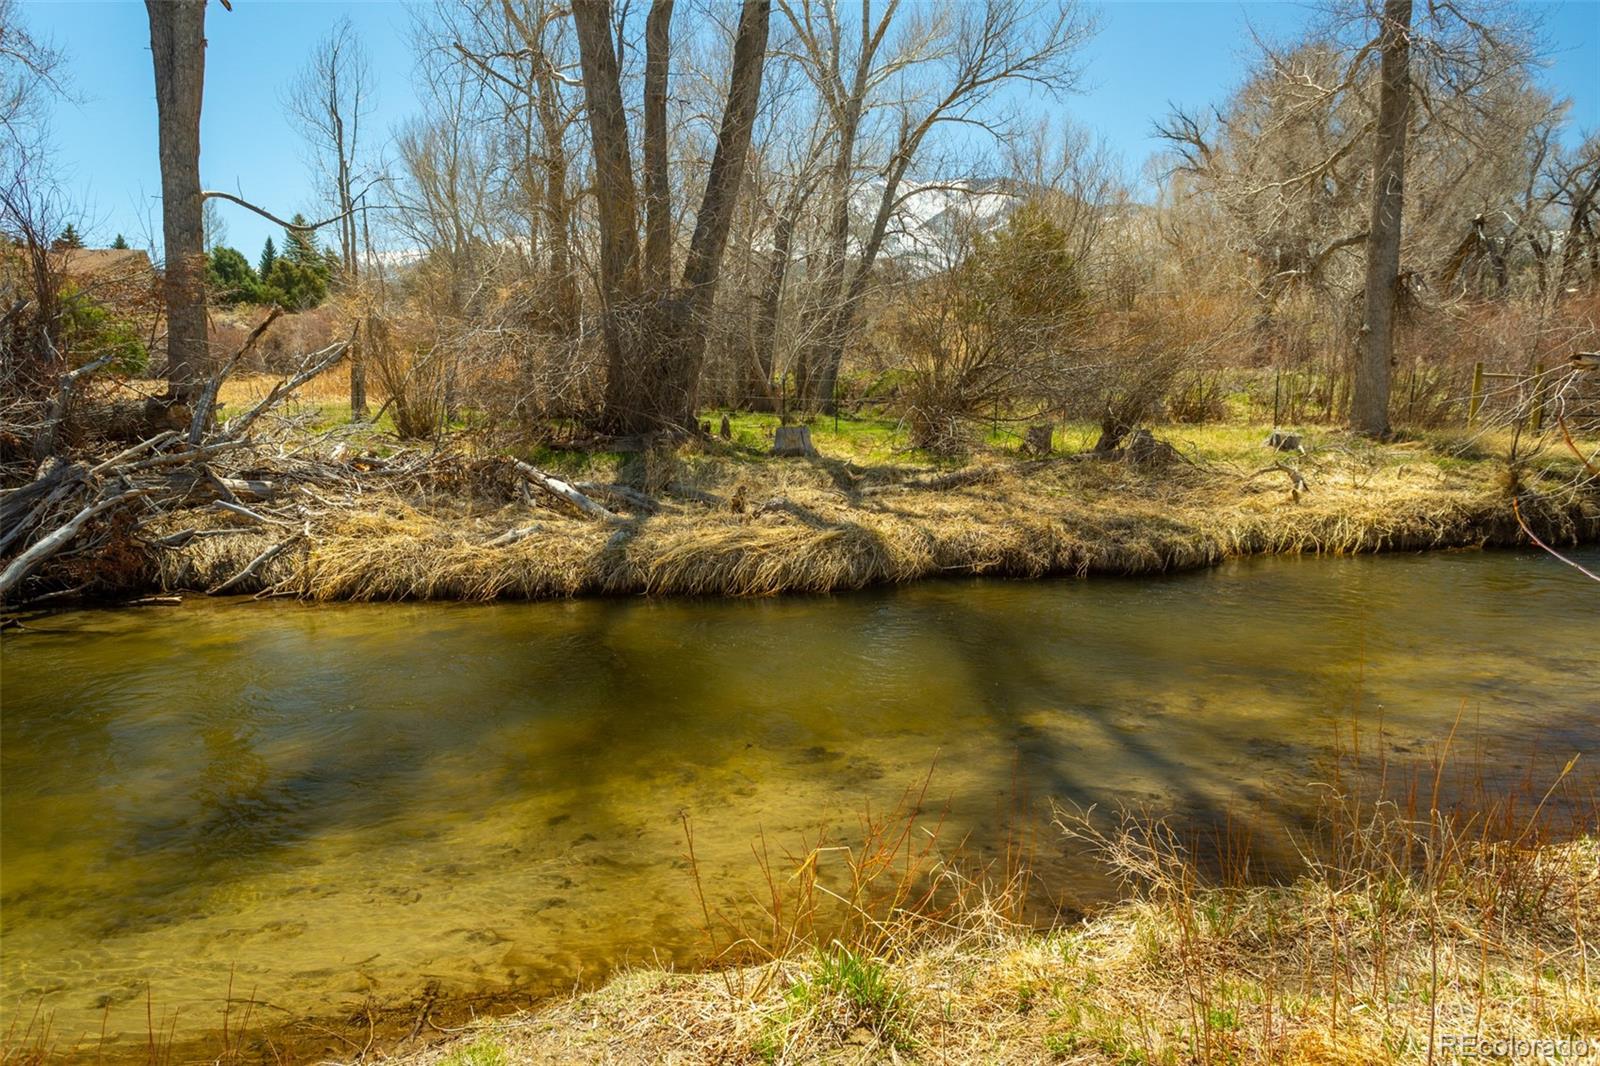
384,827 -> 1600,1065
131,420 -> 1597,602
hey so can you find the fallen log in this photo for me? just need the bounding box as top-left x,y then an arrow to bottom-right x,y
511,461 -> 622,522
0,487 -> 154,600
205,474 -> 275,501
1,459 -> 83,532
485,525 -> 542,548
127,595 -> 183,607
573,481 -> 661,514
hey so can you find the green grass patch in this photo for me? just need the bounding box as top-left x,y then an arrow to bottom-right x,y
437,1034 -> 507,1066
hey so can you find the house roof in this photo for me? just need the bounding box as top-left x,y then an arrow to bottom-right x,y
54,247 -> 154,281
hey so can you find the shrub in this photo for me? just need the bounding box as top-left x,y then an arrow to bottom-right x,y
206,246 -> 266,305
58,283 -> 148,374
890,200 -> 1087,454
262,257 -> 328,311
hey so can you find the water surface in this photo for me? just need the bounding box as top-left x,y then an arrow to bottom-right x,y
2,549 -> 1596,1049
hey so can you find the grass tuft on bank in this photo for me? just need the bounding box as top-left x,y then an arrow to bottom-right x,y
390,793 -> 1599,1065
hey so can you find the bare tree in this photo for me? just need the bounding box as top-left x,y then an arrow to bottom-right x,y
0,0 -> 71,393
287,16 -> 376,414
571,0 -> 773,434
1155,1 -> 1549,429
781,0 -> 1093,412
0,0 -> 66,154
146,0 -> 208,408
442,0 -> 585,332
1351,0 -> 1412,437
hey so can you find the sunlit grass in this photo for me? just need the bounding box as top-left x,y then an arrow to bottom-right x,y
396,782 -> 1598,1065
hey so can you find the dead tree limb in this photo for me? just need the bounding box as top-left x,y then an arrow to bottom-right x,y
207,535 -> 301,595
212,500 -> 291,526
34,352 -> 117,460
199,189 -> 377,232
485,525 -> 542,547
0,487 -> 154,600
221,334 -> 352,440
512,461 -> 622,522
1248,462 -> 1310,496
188,305 -> 283,443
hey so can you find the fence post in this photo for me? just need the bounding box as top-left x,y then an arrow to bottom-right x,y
1468,361 -> 1485,426
1530,363 -> 1545,432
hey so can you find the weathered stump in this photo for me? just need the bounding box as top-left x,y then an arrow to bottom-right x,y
1125,428 -> 1179,466
1266,430 -> 1304,453
1022,424 -> 1054,457
771,425 -> 817,457
720,413 -> 732,440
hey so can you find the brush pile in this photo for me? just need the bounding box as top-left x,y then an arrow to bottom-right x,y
0,312 -> 621,605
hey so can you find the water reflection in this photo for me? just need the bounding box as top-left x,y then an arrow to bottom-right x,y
2,548 -> 1596,1046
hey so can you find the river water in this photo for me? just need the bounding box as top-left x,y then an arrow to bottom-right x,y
2,548 -> 1597,1051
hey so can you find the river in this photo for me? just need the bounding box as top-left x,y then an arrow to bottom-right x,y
2,548 -> 1596,1052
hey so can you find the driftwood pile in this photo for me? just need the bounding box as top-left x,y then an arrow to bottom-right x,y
1,328 -> 354,602
0,322 -> 637,606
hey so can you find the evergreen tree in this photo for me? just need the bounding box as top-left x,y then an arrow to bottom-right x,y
111,233 -> 130,250
283,215 -> 322,267
207,246 -> 265,305
258,236 -> 277,279
269,216 -> 332,309
53,223 -> 84,250
263,258 -> 328,310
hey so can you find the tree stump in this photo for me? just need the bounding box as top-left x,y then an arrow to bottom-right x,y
1125,428 -> 1179,466
1022,423 -> 1053,457
1266,430 -> 1304,453
720,413 -> 732,440
771,425 -> 816,457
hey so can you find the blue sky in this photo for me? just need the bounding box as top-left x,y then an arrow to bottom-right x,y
25,0 -> 1600,259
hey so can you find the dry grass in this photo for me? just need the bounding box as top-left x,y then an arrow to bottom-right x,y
214,371 -> 373,410
377,796 -> 1599,1066
142,421 -> 1599,601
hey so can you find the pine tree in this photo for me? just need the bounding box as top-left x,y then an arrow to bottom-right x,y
207,246 -> 264,305
53,223 -> 84,250
111,233 -> 130,250
283,215 -> 321,267
258,236 -> 277,279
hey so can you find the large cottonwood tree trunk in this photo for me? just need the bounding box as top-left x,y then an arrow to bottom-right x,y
146,0 -> 209,405
1351,0 -> 1412,438
573,0 -> 771,434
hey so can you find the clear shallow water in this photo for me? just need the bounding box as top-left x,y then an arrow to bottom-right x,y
2,549 -> 1597,1050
